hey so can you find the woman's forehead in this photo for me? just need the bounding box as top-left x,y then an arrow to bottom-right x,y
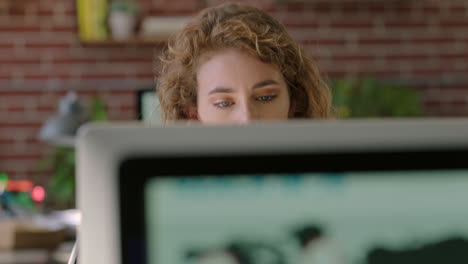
198,48 -> 281,74
196,49 -> 285,89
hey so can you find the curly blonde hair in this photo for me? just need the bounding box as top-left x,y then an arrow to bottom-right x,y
157,3 -> 332,122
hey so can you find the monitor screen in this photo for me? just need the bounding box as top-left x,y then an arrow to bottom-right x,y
145,171 -> 468,264
119,150 -> 468,264
137,88 -> 160,124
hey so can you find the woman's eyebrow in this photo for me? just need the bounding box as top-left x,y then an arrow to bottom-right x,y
208,87 -> 235,95
252,79 -> 279,89
208,79 -> 279,95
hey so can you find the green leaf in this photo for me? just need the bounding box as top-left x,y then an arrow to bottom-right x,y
90,96 -> 108,121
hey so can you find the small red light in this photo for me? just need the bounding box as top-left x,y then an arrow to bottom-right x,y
32,186 -> 46,203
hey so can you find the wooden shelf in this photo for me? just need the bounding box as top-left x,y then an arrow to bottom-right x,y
80,37 -> 168,47
277,0 -> 396,3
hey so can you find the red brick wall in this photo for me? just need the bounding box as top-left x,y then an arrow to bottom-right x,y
1,0 -> 468,181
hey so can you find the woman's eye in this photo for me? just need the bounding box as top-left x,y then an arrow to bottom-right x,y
256,95 -> 277,102
214,101 -> 234,108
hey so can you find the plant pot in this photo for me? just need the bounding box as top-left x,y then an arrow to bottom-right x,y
108,11 -> 136,40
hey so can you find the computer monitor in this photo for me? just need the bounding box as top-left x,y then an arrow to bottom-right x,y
137,87 -> 160,124
77,119 -> 468,264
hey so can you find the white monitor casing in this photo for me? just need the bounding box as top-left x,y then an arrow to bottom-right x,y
77,119 -> 468,264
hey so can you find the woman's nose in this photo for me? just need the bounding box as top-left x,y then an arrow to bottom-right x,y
236,103 -> 257,124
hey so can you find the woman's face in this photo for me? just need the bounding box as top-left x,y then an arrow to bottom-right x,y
195,49 -> 291,124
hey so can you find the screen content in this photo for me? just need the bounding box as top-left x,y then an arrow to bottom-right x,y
145,171 -> 468,264
140,90 -> 160,124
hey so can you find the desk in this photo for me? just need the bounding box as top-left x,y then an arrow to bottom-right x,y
0,242 -> 73,264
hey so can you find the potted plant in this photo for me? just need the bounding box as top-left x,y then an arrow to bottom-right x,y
331,77 -> 423,118
108,0 -> 139,40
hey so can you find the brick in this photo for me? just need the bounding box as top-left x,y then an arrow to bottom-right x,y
5,105 -> 26,112
0,158 -> 42,174
0,90 -> 41,96
0,43 -> 14,49
146,7 -> 194,16
0,74 -> 12,80
368,5 -> 386,14
0,122 -> 42,128
384,54 -> 430,61
24,43 -> 72,49
448,6 -> 467,14
284,2 -> 305,13
284,22 -> 320,29
107,57 -> 153,63
411,68 -> 467,76
3,170 -> 51,181
384,21 -> 429,28
64,9 -> 76,16
410,37 -> 456,44
0,127 -> 37,140
0,113 -> 49,126
135,73 -> 154,79
329,22 -> 374,29
37,9 -> 54,16
421,6 -> 441,14
440,21 -> 468,27
51,58 -> 97,64
0,25 -> 41,32
150,0 -> 199,12
280,11 -> 326,24
0,153 -> 43,160
393,7 -> 415,14
439,53 -> 468,59
120,105 -> 136,111
301,39 -> 347,46
331,55 -> 375,61
0,139 -> 15,144
23,73 -> 72,80
79,73 -> 129,79
7,8 -> 25,16
311,5 -> 335,14
0,58 -> 41,64
50,26 -> 77,32
358,38 -> 402,45
339,3 -> 362,14
103,89 -> 136,95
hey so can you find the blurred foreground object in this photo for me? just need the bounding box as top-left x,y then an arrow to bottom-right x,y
0,219 -> 65,249
37,95 -> 108,209
332,77 -> 423,118
0,177 -> 46,217
36,147 -> 76,208
39,92 -> 87,147
0,173 -> 7,195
